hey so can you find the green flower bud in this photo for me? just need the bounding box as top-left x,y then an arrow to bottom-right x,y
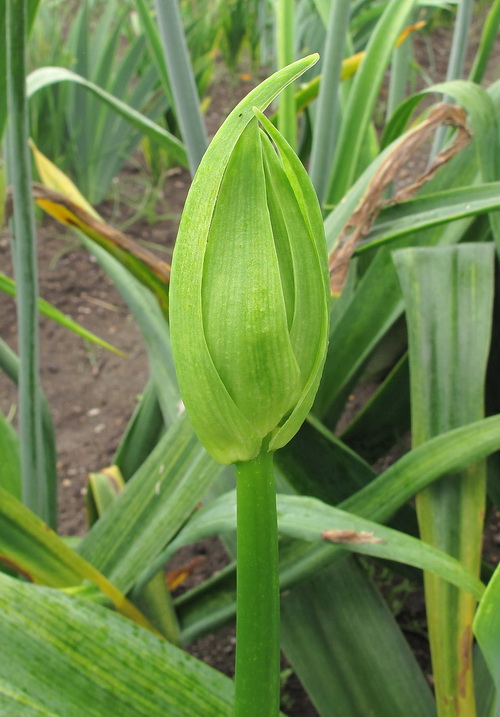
170,62 -> 329,465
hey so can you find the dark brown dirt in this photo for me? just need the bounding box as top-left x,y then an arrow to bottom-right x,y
1,12 -> 500,713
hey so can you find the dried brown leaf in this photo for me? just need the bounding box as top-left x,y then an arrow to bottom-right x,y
328,103 -> 471,295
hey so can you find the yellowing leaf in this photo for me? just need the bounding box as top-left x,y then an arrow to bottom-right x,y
30,139 -> 100,219
27,182 -> 171,315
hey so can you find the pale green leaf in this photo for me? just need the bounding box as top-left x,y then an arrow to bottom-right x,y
0,573 -> 233,716
164,492 -> 484,600
474,562 -> 500,708
26,67 -> 188,167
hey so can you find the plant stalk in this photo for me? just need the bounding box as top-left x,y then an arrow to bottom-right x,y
235,449 -> 280,717
6,0 -> 55,527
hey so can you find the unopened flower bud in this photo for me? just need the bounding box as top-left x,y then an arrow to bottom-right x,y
170,65 -> 329,465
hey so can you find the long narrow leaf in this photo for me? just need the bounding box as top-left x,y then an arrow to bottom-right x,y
0,337 -> 57,499
176,415 -> 500,643
162,492 -> 484,599
151,0 -> 207,173
134,0 -> 173,106
0,486 -> 159,632
281,560 -> 435,717
0,573 -> 233,716
78,412 -> 221,593
469,0 -> 500,84
27,67 -> 188,167
0,411 -> 21,499
359,183 -> 500,254
114,379 -> 166,480
309,0 -> 350,206
6,0 -> 54,526
474,562 -> 500,711
430,0 -> 474,157
394,244 -> 494,716
326,0 -> 417,206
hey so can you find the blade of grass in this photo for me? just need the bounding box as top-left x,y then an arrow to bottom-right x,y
86,466 -> 180,644
314,247 -> 404,424
472,642 -> 498,717
160,490 -> 485,599
394,244 -> 494,717
0,485 -> 160,633
0,0 -> 41,140
281,560 -> 435,717
340,353 -> 410,458
78,412 -> 222,594
0,0 -> 6,140
359,183 -> 500,254
114,379 -> 166,480
134,0 -> 173,107
5,0 -> 54,527
386,16 -> 413,121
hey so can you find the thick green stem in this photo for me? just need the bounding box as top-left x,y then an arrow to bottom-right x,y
235,449 -> 280,717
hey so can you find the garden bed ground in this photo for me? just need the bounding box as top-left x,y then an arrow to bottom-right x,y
1,12 -> 500,714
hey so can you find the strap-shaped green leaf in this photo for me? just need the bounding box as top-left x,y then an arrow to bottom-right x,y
176,415 -> 500,643
26,67 -> 188,167
78,412 -> 221,593
0,410 -> 20,499
474,562 -> 500,708
0,485 -> 157,632
0,573 -> 233,716
326,0 -> 418,205
281,560 -> 435,717
162,492 -> 484,600
394,244 -> 494,716
360,183 -> 500,254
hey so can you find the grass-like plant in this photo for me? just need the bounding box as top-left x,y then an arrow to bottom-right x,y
2,0 -> 500,715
